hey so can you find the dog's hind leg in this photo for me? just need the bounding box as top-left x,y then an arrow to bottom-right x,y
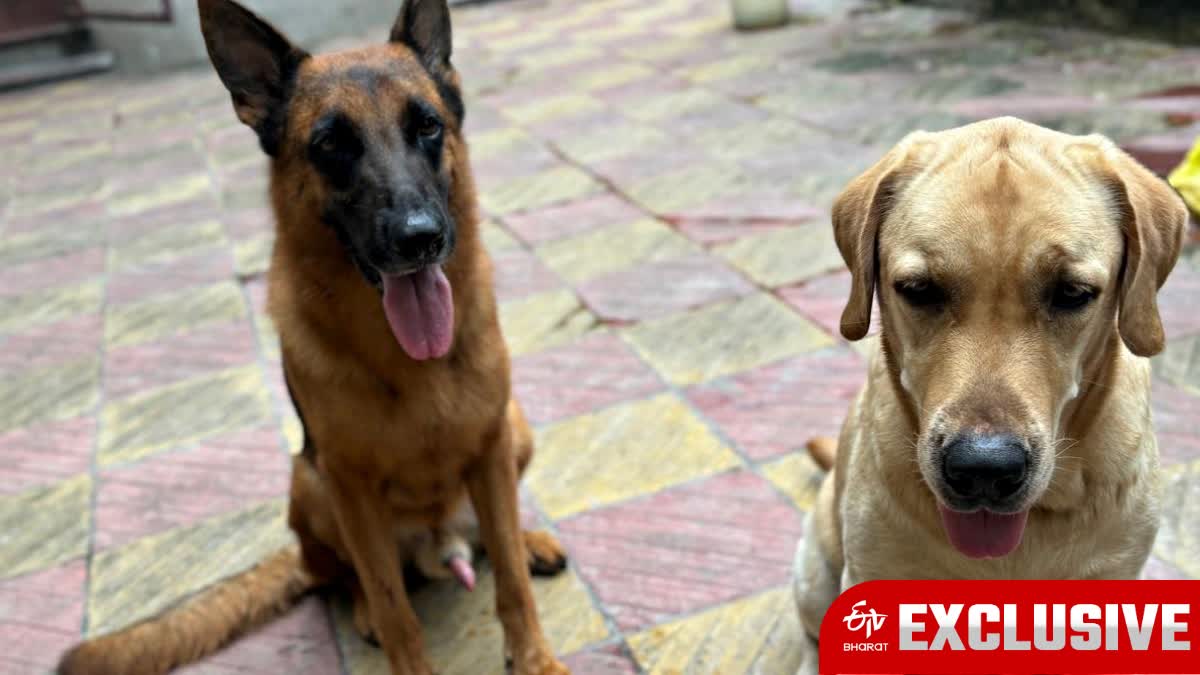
509,399 -> 568,576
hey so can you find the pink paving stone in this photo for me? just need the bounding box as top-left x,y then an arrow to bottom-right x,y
512,331 -> 664,426
178,597 -> 340,675
948,95 -> 1100,120
562,643 -> 639,675
1141,555 -> 1193,580
104,198 -> 222,243
0,417 -> 95,496
0,313 -> 103,373
3,200 -> 106,236
1159,262 -> 1200,340
0,247 -> 105,297
223,206 -> 273,240
575,254 -> 755,322
687,348 -> 865,461
777,271 -> 857,340
103,319 -> 259,399
502,193 -> 648,246
556,470 -> 804,633
94,426 -> 290,550
490,244 -> 565,303
667,196 -> 825,230
1152,379 -> 1200,469
0,560 -> 86,674
106,246 -> 236,305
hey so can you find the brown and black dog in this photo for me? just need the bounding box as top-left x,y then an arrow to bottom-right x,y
58,1 -> 570,673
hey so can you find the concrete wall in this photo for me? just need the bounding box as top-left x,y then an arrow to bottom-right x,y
83,0 -> 404,74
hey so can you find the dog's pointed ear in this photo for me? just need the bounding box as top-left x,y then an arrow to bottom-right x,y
1072,139 -> 1188,357
833,133 -> 928,341
198,0 -> 309,157
391,0 -> 452,72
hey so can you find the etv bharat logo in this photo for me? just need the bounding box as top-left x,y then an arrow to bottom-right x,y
844,600 -> 888,639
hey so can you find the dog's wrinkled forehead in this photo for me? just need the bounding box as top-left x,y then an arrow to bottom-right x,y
290,46 -> 449,130
881,134 -> 1124,279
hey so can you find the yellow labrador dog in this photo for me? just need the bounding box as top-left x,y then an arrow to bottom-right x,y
792,117 -> 1187,671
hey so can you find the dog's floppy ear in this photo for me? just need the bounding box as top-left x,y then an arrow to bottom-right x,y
1074,139 -> 1188,357
198,0 -> 309,157
391,0 -> 452,73
832,133 -> 928,341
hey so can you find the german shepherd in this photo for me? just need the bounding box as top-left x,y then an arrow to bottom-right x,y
58,1 -> 570,673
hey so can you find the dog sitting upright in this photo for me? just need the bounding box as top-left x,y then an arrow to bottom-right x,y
793,117 -> 1187,671
59,1 -> 570,674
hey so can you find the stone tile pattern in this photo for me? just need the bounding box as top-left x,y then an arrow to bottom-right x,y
0,0 -> 1197,673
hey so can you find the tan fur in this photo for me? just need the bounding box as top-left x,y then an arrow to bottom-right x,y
59,2 -> 568,674
794,117 -> 1188,673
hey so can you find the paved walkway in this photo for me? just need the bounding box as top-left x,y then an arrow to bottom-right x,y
1,0 -> 1198,673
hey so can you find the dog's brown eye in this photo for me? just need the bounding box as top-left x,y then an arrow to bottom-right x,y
1050,282 -> 1097,311
417,113 -> 442,140
894,279 -> 946,308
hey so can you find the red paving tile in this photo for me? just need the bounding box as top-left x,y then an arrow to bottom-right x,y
513,332 -> 664,426
490,245 -> 565,303
106,247 -> 235,305
556,470 -> 804,632
575,255 -> 755,322
94,426 -> 289,550
0,248 -> 105,298
103,320 -> 259,400
0,313 -> 103,374
0,561 -> 86,675
1152,379 -> 1200,469
687,349 -> 865,462
503,193 -> 648,246
777,271 -> 856,340
0,417 -> 95,496
1158,261 -> 1200,340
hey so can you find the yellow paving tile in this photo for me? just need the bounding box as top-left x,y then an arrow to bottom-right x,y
715,225 -> 844,287
518,45 -> 604,73
335,565 -> 609,675
108,220 -> 227,270
26,140 -> 111,175
499,288 -> 598,358
0,358 -> 100,433
576,63 -> 655,90
254,312 -> 282,361
0,280 -> 103,334
98,365 -> 272,465
480,166 -> 603,216
627,163 -> 747,214
664,14 -> 731,38
9,178 -> 108,217
0,226 -> 98,266
468,126 -> 544,162
233,233 -> 274,277
107,173 -> 213,217
620,38 -> 701,64
86,500 -> 291,635
282,412 -> 304,455
0,475 -> 91,580
623,293 -> 833,386
624,89 -> 724,122
628,587 -> 805,674
105,281 -> 247,348
488,28 -> 557,53
528,393 -> 740,519
554,123 -> 671,164
536,218 -> 700,284
698,118 -> 829,162
759,451 -> 825,512
480,221 -> 520,252
502,94 -> 604,125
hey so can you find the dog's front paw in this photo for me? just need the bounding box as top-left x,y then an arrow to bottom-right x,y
523,530 -> 568,577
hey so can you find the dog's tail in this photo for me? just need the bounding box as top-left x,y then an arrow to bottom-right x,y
58,544 -> 316,675
805,436 -> 837,472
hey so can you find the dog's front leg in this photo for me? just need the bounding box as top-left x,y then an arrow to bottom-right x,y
467,423 -> 569,675
327,471 -> 432,675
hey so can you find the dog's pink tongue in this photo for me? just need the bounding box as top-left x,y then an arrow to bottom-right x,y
938,506 -> 1028,559
381,266 -> 454,361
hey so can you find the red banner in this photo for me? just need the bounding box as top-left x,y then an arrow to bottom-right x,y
819,580 -> 1200,674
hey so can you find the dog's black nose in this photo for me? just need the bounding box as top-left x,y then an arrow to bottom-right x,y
381,209 -> 444,257
942,433 -> 1028,503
